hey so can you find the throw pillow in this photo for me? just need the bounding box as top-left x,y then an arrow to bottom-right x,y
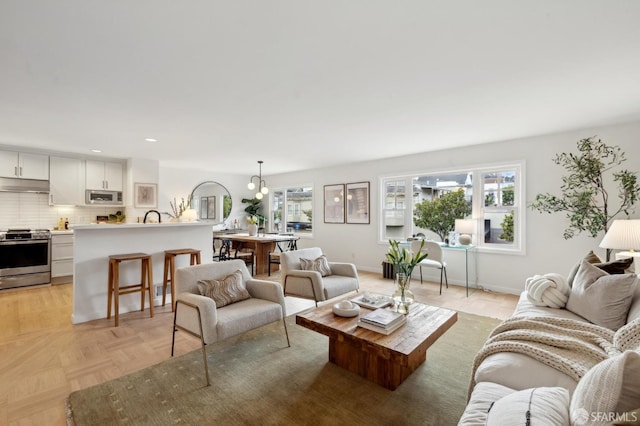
595,257 -> 635,275
197,270 -> 250,308
570,351 -> 640,426
568,251 -> 602,287
566,260 -> 637,330
485,387 -> 570,426
300,255 -> 332,277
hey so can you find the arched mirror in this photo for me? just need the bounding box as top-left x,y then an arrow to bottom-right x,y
190,181 -> 232,224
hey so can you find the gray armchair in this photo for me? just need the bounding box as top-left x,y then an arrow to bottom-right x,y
171,259 -> 289,385
281,247 -> 359,306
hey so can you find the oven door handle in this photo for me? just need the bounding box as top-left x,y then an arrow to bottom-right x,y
0,240 -> 49,246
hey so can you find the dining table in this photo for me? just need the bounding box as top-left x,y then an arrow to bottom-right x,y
217,233 -> 299,275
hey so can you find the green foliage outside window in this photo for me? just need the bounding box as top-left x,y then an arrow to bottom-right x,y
500,211 -> 514,242
413,190 -> 472,241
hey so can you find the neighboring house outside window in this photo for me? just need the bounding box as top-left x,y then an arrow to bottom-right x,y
380,161 -> 524,254
271,186 -> 313,235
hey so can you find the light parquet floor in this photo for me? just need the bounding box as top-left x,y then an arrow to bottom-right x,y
0,270 -> 518,425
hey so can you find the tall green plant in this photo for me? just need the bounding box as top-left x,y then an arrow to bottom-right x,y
242,197 -> 264,221
529,137 -> 640,258
413,190 -> 472,241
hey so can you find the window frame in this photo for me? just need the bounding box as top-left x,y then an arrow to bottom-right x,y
379,161 -> 525,255
269,184 -> 314,237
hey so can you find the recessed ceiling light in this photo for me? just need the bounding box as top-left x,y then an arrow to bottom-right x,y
91,149 -> 102,153
145,138 -> 158,142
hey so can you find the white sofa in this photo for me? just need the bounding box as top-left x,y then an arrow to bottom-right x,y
459,265 -> 640,425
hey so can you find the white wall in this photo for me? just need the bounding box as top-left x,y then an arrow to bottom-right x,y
257,121 -> 640,295
157,166 -> 253,229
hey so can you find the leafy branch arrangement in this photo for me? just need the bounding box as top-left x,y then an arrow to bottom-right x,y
164,195 -> 193,219
385,240 -> 429,277
529,137 -> 640,242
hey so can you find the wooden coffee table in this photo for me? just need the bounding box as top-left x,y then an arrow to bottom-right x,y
296,300 -> 457,390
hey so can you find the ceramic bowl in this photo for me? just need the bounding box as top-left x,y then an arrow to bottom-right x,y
332,302 -> 360,317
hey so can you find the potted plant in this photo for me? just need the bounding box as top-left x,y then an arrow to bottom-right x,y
529,137 -> 640,260
385,240 -> 429,313
247,215 -> 259,236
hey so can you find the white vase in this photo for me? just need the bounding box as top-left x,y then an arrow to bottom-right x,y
248,224 -> 258,236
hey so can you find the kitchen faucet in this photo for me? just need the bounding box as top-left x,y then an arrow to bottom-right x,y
143,210 -> 162,224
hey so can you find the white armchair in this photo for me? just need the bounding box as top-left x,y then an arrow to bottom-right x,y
281,247 -> 359,306
171,259 -> 289,385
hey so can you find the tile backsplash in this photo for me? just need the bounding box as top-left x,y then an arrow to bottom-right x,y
0,192 -> 123,230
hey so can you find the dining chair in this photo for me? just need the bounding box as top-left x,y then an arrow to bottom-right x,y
412,240 -> 448,294
268,237 -> 299,276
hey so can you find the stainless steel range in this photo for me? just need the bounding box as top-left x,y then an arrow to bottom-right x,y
0,229 -> 51,290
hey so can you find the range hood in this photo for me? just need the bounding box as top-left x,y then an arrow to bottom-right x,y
0,177 -> 50,193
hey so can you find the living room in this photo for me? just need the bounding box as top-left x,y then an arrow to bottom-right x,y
2,1 -> 640,424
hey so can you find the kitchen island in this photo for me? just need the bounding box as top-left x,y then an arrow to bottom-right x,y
72,222 -> 213,324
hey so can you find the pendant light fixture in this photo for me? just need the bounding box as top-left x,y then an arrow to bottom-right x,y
248,160 -> 269,200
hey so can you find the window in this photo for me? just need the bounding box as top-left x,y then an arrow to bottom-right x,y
380,162 -> 524,253
270,186 -> 313,235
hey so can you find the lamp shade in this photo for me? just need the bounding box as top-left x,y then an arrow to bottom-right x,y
599,219 -> 640,250
455,219 -> 476,235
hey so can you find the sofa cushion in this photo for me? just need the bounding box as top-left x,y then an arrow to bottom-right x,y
197,269 -> 250,308
300,255 -> 332,277
566,260 -> 637,330
486,387 -> 570,426
474,352 -> 578,393
570,351 -> 640,425
458,382 -> 516,426
568,250 -> 602,287
627,283 -> 640,323
514,292 -> 590,322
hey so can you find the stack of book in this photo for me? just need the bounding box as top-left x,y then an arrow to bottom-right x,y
357,308 -> 407,335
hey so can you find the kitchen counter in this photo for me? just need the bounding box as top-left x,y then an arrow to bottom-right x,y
72,221 -> 213,324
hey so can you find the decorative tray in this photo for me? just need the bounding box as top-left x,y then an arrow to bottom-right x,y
351,293 -> 394,310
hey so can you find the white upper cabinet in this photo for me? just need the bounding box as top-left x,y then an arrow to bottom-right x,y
0,150 -> 49,180
85,160 -> 123,191
49,156 -> 85,205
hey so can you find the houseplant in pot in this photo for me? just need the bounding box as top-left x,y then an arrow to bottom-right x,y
385,239 -> 428,314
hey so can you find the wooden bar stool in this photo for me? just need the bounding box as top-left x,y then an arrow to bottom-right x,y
107,252 -> 154,327
163,248 -> 201,311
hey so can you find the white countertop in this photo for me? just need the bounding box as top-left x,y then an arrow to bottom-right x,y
71,222 -> 212,230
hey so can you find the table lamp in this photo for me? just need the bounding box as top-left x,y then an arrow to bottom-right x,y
455,219 -> 475,246
599,219 -> 640,252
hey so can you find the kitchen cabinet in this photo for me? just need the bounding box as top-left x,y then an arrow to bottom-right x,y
86,160 -> 123,191
49,156 -> 85,205
0,150 -> 49,180
51,233 -> 74,279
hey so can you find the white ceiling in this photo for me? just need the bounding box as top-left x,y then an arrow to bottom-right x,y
1,1 -> 640,176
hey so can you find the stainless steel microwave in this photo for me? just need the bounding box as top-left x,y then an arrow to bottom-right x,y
85,190 -> 123,205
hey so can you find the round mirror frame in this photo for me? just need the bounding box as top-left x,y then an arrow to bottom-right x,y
190,181 -> 232,224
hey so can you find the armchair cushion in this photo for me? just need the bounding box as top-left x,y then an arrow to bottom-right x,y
197,269 -> 250,308
300,255 -> 332,277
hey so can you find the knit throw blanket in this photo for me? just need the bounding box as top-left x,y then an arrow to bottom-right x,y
468,316 -> 623,399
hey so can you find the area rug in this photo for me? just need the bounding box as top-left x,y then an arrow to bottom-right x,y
67,311 -> 501,426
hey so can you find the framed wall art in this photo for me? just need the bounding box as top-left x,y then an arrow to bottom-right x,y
346,181 -> 370,224
324,184 -> 345,223
134,183 -> 157,208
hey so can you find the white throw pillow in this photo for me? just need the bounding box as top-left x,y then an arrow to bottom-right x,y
485,386 -> 570,426
570,351 -> 640,426
300,255 -> 332,277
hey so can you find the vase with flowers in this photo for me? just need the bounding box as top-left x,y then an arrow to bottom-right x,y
247,215 -> 259,236
385,239 -> 428,314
